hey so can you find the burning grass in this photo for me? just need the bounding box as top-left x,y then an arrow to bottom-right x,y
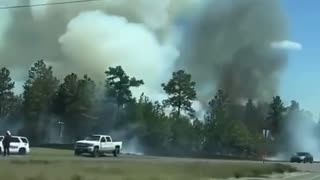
0,148 -> 297,180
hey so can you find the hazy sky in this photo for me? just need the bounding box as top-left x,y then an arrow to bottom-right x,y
279,0 -> 320,119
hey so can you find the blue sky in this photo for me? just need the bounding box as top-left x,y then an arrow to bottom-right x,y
280,0 -> 320,119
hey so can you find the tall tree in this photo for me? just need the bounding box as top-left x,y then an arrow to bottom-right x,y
170,115 -> 193,153
191,119 -> 205,152
133,94 -> 172,154
77,75 -> 96,114
288,100 -> 299,112
54,73 -> 79,115
162,70 -> 196,119
206,90 -> 229,125
105,66 -> 144,107
204,89 -> 230,152
55,73 -> 96,141
223,120 -> 252,153
23,60 -> 59,143
0,67 -> 15,119
243,99 -> 260,132
267,96 -> 286,136
105,66 -> 144,130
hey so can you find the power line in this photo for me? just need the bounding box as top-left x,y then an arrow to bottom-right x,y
0,0 -> 104,10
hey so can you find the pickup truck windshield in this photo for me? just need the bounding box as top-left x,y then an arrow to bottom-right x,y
84,135 -> 100,141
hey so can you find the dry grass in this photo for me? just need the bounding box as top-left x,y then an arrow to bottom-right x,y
0,148 -> 297,180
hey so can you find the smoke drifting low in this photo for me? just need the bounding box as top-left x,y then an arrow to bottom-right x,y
287,115 -> 320,159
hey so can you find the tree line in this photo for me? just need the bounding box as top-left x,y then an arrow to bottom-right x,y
0,60 -> 316,157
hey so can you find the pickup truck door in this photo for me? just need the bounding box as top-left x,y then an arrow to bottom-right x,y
100,137 -> 107,152
105,136 -> 114,151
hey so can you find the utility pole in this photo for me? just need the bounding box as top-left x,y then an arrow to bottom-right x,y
58,121 -> 65,141
262,128 -> 270,163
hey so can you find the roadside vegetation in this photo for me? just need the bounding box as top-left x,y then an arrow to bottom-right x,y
0,149 -> 297,180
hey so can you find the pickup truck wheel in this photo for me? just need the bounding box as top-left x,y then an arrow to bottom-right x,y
116,147 -> 120,154
92,147 -> 99,158
113,147 -> 120,157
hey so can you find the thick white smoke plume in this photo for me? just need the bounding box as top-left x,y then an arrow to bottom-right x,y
59,10 -> 178,99
0,0 -> 203,103
0,0 -> 289,107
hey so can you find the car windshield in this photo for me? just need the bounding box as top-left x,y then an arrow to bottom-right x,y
297,152 -> 307,156
84,136 -> 100,141
0,137 -> 3,141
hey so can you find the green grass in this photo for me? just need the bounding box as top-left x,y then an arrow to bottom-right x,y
0,148 -> 297,180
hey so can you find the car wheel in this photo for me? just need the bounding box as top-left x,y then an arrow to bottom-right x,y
19,148 -> 26,155
92,147 -> 99,158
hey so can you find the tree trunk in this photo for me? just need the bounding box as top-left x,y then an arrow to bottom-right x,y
177,89 -> 181,120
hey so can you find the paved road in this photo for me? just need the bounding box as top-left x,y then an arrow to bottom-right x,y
237,162 -> 320,180
280,163 -> 320,180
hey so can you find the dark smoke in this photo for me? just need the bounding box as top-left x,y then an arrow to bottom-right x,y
177,0 -> 288,103
0,2 -> 67,80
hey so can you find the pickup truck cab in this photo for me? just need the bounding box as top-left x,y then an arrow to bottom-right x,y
74,135 -> 122,157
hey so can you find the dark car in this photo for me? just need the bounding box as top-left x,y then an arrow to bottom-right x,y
290,152 -> 313,163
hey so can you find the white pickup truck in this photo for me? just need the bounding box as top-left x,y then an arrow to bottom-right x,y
74,135 -> 122,157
